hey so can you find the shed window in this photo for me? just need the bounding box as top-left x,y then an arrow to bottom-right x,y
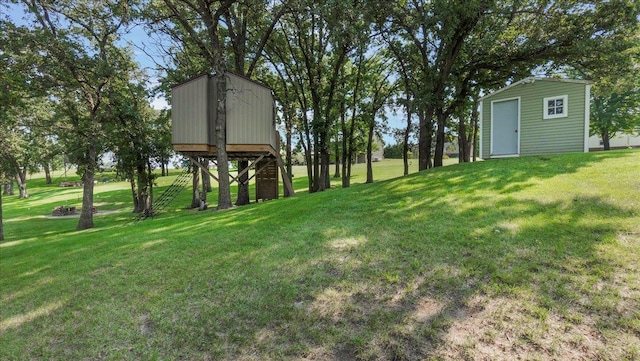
543,95 -> 568,119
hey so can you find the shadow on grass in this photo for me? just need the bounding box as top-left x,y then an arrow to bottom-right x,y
1,150 -> 638,360
387,150 -> 632,195
81,151 -> 634,359
201,194 -> 634,359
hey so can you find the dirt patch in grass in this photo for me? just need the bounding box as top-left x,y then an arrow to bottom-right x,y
432,294 -> 605,360
43,209 -> 120,219
411,297 -> 444,322
431,270 -> 640,360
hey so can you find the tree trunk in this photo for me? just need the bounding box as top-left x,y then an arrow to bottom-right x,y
344,50 -> 363,188
320,145 -> 330,191
201,159 -> 210,208
342,119 -> 352,188
162,162 -> 168,176
284,123 -> 294,198
299,130 -> 313,193
135,163 -> 150,214
215,74 -> 233,209
299,116 -> 314,193
146,160 -> 153,213
472,107 -> 479,162
602,129 -> 611,150
200,163 -> 207,207
459,92 -> 479,163
418,109 -> 429,170
418,109 -> 434,170
472,92 -> 479,162
433,111 -> 447,167
139,185 -> 149,214
16,167 -> 28,199
44,163 -> 52,184
129,174 -> 139,213
236,160 -> 250,206
366,121 -> 374,184
191,163 -> 201,209
341,105 -> 349,188
76,149 -> 96,230
3,181 -> 14,196
334,138 -> 340,178
201,159 -> 212,193
458,118 -> 470,163
403,95 -> 412,176
0,159 -> 3,241
0,191 -> 3,241
345,97 -> 358,187
341,138 -> 349,187
312,125 -> 321,192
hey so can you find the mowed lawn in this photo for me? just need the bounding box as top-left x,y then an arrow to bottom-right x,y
1,152 -> 639,360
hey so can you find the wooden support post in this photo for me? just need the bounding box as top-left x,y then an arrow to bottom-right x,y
236,155 -> 265,182
209,159 -> 240,185
186,155 -> 220,183
227,170 -> 240,185
185,153 -> 294,198
275,155 -> 295,197
247,159 -> 274,183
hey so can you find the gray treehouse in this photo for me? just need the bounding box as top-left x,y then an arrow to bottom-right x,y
171,72 -> 293,201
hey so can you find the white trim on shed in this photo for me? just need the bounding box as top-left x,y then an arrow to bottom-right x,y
584,84 -> 591,153
479,77 -> 593,102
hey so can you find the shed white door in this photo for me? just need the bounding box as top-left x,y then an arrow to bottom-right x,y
491,99 -> 519,156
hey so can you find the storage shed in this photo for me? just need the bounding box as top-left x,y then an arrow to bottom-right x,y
480,77 -> 592,159
172,72 -> 293,200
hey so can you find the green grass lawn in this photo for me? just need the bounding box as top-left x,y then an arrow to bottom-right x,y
1,152 -> 639,360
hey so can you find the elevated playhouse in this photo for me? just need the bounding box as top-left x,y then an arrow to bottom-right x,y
171,72 -> 294,201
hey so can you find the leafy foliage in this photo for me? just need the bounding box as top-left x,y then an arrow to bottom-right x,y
380,0 -> 640,168
13,0 -> 143,229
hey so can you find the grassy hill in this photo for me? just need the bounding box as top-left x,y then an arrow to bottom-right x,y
1,151 -> 639,360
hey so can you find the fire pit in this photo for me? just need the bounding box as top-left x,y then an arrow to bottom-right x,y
52,206 -> 76,216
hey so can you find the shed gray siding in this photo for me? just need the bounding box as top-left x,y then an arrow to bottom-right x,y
208,78 -> 217,146
171,72 -> 277,152
481,78 -> 589,158
225,73 -> 277,149
172,75 -> 211,146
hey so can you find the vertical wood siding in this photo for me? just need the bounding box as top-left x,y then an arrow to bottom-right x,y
208,77 -> 217,146
481,99 -> 491,158
225,73 -> 277,149
171,73 -> 277,151
171,75 -> 210,145
481,79 -> 587,158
